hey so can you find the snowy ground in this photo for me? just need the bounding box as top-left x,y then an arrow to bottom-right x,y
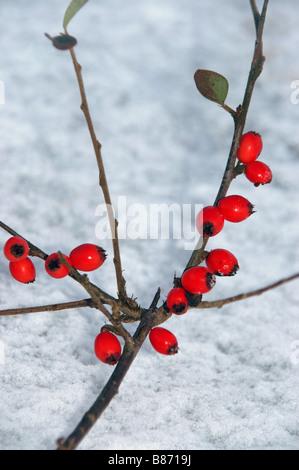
0,0 -> 299,450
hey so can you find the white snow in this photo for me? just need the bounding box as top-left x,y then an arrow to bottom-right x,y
0,0 -> 299,450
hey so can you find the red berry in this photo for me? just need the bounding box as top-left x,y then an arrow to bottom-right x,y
237,131 -> 263,163
45,253 -> 72,279
205,248 -> 239,276
181,266 -> 216,294
166,287 -> 188,315
69,243 -> 107,272
9,258 -> 36,284
94,331 -> 122,365
196,206 -> 224,237
217,194 -> 254,223
245,161 -> 272,186
3,236 -> 29,262
149,327 -> 179,356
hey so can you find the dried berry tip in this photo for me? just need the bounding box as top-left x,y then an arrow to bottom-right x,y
106,353 -> 121,365
10,244 -> 25,258
171,303 -> 187,314
206,272 -> 216,289
47,259 -> 61,272
203,222 -> 215,237
167,344 -> 179,355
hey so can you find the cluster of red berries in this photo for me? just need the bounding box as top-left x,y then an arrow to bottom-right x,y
237,131 -> 272,187
3,237 -> 106,284
5,134 -> 272,366
3,236 -> 36,284
94,326 -> 179,364
155,131 -> 273,358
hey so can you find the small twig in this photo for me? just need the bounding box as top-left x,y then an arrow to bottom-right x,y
250,0 -> 261,34
196,273 -> 299,310
66,41 -> 127,302
0,299 -> 95,317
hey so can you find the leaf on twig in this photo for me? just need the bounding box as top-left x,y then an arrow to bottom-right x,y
194,69 -> 229,105
63,0 -> 89,30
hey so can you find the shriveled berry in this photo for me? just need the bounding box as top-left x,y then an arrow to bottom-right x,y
149,327 -> 179,356
45,253 -> 72,279
237,131 -> 263,163
3,236 -> 29,262
166,287 -> 188,315
45,33 -> 77,50
181,266 -> 216,295
196,206 -> 224,237
245,161 -> 272,186
94,331 -> 122,365
69,243 -> 107,272
9,258 -> 36,284
217,194 -> 254,223
206,248 -> 239,276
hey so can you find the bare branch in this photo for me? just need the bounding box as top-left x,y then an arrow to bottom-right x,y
67,46 -> 127,302
0,299 -> 94,317
185,0 -> 269,270
250,0 -> 261,33
197,273 -> 299,310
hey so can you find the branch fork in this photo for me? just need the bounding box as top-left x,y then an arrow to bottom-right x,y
2,0 -> 298,451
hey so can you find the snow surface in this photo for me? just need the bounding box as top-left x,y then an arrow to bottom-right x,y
0,0 -> 299,450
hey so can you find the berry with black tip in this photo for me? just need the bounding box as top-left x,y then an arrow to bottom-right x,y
69,243 -> 107,272
217,194 -> 254,223
245,161 -> 272,186
45,253 -> 72,279
94,331 -> 122,365
196,206 -> 224,237
206,248 -> 239,276
181,266 -> 216,295
3,236 -> 29,262
166,287 -> 188,315
149,327 -> 179,356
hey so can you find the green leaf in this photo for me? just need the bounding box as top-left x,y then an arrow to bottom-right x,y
63,0 -> 89,30
194,69 -> 229,104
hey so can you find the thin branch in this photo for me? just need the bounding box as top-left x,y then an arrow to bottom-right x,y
185,0 -> 269,270
197,273 -> 299,310
0,299 -> 95,317
250,0 -> 261,33
57,288 -> 161,451
214,0 -> 268,204
66,43 -> 127,302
